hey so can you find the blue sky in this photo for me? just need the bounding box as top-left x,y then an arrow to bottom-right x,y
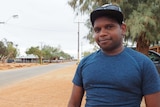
0,0 -> 93,58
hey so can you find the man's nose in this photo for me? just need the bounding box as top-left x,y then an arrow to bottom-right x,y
99,28 -> 108,37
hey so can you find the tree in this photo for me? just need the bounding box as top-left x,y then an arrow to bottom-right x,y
0,41 -> 7,62
26,45 -> 72,63
42,45 -> 60,62
125,2 -> 160,55
68,0 -> 160,55
58,50 -> 72,60
26,46 -> 44,64
42,45 -> 72,61
0,39 -> 18,63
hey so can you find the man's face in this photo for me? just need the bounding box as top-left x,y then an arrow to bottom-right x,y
93,17 -> 126,53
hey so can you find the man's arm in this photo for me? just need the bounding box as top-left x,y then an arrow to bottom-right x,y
68,84 -> 84,107
144,92 -> 160,107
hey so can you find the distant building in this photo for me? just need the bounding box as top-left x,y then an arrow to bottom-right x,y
15,54 -> 39,63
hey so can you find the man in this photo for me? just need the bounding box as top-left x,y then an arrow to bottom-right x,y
68,3 -> 160,107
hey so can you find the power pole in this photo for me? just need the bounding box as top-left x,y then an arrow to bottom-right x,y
75,21 -> 84,64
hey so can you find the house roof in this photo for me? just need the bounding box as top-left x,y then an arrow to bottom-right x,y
16,54 -> 38,59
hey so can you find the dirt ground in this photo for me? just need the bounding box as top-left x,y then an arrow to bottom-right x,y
0,63 -> 42,70
0,63 -> 145,107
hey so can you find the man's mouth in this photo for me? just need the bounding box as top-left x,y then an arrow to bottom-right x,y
99,39 -> 110,44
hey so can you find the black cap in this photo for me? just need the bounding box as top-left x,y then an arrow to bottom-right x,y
90,3 -> 124,26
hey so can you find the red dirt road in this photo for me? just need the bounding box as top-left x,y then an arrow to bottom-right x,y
0,64 -> 145,107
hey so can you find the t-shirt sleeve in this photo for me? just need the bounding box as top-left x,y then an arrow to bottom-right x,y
142,58 -> 160,95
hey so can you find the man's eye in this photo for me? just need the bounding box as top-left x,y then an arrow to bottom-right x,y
105,25 -> 114,29
94,28 -> 101,33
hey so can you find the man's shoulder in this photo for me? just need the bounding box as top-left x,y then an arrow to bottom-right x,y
125,47 -> 147,57
124,47 -> 152,63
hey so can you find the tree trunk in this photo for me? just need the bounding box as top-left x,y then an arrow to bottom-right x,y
136,32 -> 150,56
38,56 -> 43,64
1,56 -> 7,63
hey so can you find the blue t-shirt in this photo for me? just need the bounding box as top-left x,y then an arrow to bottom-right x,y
73,47 -> 160,107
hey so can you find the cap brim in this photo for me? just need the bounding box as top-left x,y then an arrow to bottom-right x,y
90,10 -> 123,26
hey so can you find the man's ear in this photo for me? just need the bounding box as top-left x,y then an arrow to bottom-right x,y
121,23 -> 126,36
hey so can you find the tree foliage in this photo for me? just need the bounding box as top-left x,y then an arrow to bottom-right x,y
26,46 -> 43,64
68,0 -> 160,55
26,45 -> 72,63
42,45 -> 72,60
125,1 -> 160,55
0,38 -> 18,63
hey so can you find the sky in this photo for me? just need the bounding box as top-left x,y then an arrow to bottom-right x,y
0,0 -> 93,59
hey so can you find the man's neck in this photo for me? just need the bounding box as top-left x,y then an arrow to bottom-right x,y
102,46 -> 124,56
